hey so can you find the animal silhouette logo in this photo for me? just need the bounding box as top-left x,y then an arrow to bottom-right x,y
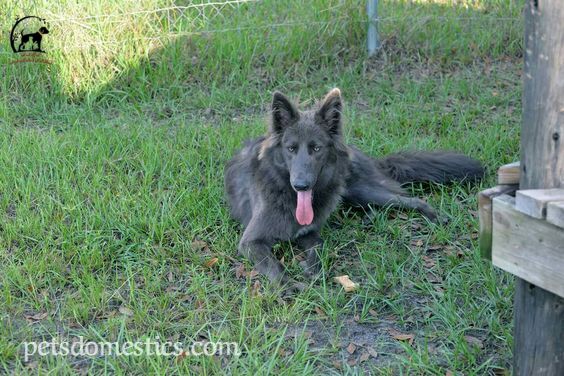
10,16 -> 51,53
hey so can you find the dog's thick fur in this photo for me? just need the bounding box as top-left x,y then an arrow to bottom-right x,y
225,89 -> 483,290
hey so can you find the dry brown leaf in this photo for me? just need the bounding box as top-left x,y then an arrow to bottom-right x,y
25,312 -> 48,321
427,273 -> 442,284
347,358 -> 357,367
389,329 -> 415,345
96,310 -> 117,320
176,351 -> 188,363
395,334 -> 415,344
118,306 -> 133,316
367,346 -> 378,358
191,239 -> 209,252
411,239 -> 424,247
359,350 -> 370,363
247,269 -> 259,279
165,285 -> 180,293
346,342 -> 357,354
194,300 -> 205,310
234,263 -> 245,278
445,370 -> 454,376
368,309 -> 378,317
235,264 -> 259,279
464,335 -> 484,349
334,275 -> 359,292
422,255 -> 436,268
250,280 -> 262,297
204,257 -> 219,268
25,361 -> 38,369
278,348 -> 293,357
332,361 -> 342,370
426,244 -> 444,252
314,306 -> 327,318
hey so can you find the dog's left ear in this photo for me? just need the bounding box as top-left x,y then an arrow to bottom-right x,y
271,91 -> 299,135
316,88 -> 343,136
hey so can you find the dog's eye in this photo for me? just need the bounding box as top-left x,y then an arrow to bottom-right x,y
312,146 -> 321,152
287,146 -> 296,152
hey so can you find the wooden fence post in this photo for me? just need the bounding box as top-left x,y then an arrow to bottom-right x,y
514,0 -> 564,374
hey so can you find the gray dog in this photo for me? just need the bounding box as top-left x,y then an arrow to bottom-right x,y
225,89 -> 483,291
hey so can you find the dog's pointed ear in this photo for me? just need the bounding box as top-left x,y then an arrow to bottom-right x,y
270,91 -> 299,134
316,88 -> 343,136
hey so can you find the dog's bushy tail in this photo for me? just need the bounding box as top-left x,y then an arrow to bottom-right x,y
376,151 -> 485,184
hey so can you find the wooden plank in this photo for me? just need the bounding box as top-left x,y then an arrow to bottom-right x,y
515,188 -> 564,218
514,0 -> 564,373
492,195 -> 564,298
497,161 -> 520,185
478,185 -> 518,260
546,201 -> 564,229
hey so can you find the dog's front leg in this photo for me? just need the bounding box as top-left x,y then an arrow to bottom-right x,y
238,219 -> 302,292
238,238 -> 287,283
296,231 -> 323,279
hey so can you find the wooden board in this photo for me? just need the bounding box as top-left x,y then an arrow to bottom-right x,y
546,201 -> 564,229
492,194 -> 564,299
497,161 -> 520,185
478,185 -> 518,260
515,189 -> 564,218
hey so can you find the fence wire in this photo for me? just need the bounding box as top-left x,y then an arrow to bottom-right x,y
1,0 -> 522,54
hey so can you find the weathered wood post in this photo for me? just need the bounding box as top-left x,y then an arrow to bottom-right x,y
514,0 -> 564,374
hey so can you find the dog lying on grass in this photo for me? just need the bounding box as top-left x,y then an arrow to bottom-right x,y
225,88 -> 483,291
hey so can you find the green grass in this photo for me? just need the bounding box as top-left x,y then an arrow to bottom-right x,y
1,0 -> 522,374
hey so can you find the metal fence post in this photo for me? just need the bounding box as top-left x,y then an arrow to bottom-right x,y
367,0 -> 380,56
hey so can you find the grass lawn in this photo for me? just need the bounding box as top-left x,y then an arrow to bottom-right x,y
1,0 -> 523,374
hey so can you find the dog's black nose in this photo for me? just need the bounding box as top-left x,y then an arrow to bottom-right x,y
293,183 -> 310,191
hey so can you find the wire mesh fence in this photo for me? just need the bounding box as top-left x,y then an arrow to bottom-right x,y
2,0 -> 522,52
1,0 -> 524,98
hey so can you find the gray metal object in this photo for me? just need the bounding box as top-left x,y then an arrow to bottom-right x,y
366,0 -> 380,56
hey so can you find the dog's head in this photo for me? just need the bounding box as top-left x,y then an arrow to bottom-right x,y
38,27 -> 49,35
261,88 -> 347,225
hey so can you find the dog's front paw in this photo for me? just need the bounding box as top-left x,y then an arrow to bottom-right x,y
424,210 -> 450,225
281,280 -> 308,297
421,207 -> 439,223
299,248 -> 321,279
300,260 -> 321,279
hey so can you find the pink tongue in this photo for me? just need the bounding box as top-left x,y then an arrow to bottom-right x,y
296,190 -> 314,225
